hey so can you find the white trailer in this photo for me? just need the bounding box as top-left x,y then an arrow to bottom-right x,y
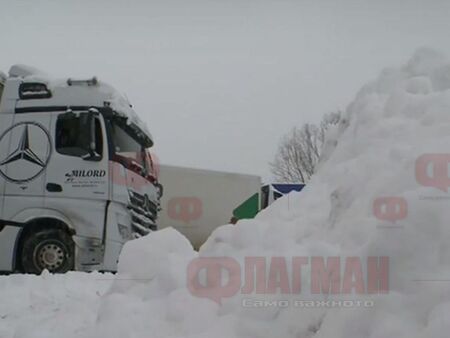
157,165 -> 261,249
0,65 -> 161,273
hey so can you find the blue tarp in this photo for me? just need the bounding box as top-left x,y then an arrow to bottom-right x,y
271,183 -> 305,194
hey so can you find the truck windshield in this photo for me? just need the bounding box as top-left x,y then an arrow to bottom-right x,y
110,120 -> 148,175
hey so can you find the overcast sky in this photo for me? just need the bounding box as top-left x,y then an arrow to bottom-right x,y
2,0 -> 450,180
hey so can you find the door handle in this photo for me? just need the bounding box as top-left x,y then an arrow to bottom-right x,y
46,183 -> 63,192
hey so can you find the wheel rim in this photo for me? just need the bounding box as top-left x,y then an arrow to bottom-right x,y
34,241 -> 66,272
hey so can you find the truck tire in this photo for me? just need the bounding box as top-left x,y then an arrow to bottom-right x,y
21,229 -> 75,274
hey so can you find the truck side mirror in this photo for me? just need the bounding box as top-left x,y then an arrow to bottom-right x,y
81,109 -> 102,162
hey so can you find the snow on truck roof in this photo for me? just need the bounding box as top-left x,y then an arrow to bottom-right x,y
1,64 -> 153,146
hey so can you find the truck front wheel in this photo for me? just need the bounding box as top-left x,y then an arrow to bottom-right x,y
21,229 -> 75,274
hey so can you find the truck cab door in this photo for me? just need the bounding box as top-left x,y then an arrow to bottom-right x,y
43,111 -> 109,239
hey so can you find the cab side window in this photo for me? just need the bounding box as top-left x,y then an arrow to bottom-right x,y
56,114 -> 103,157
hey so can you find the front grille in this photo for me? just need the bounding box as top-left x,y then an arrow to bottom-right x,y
128,190 -> 158,237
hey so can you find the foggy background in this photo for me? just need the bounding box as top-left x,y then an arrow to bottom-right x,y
1,0 -> 450,180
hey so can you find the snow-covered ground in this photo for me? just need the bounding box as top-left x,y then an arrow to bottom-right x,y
4,48 -> 450,337
0,272 -> 114,338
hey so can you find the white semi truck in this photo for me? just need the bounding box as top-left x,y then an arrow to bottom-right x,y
157,164 -> 305,249
157,165 -> 261,249
0,65 -> 161,273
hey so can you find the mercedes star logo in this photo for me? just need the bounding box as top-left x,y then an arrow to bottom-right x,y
0,122 -> 52,183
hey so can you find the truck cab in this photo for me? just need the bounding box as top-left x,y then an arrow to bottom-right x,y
0,65 -> 160,273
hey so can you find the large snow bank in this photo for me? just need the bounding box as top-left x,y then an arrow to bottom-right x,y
81,48 -> 450,338
8,48 -> 450,338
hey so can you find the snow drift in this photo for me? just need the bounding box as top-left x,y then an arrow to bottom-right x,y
10,48 -> 450,338
82,48 -> 450,338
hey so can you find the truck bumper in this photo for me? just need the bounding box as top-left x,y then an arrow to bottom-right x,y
72,235 -> 104,272
72,235 -> 125,272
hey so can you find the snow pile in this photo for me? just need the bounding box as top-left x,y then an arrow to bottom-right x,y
0,272 -> 113,338
88,229 -> 227,338
77,48 -> 450,338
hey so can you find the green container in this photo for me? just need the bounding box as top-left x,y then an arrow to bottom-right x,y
232,192 -> 260,220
